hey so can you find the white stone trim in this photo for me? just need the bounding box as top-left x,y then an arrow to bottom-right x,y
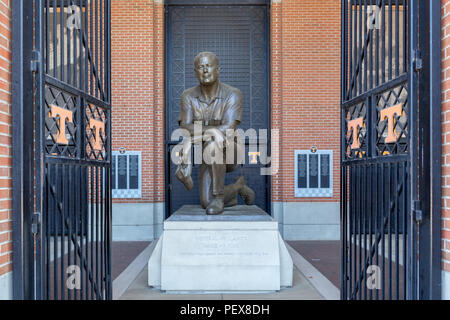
272,202 -> 340,240
272,201 -> 284,236
0,272 -> 12,300
443,270 -> 450,300
112,202 -> 164,241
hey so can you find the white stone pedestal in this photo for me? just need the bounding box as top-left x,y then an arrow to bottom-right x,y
148,205 -> 293,292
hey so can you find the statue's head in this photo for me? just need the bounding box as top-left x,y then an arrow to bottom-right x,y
194,52 -> 220,86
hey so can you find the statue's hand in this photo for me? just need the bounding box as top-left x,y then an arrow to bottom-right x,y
203,128 -> 225,146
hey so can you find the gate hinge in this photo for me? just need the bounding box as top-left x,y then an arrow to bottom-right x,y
30,50 -> 41,73
32,212 -> 41,235
413,49 -> 423,72
413,200 -> 423,224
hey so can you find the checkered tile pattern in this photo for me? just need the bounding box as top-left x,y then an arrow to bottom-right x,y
112,189 -> 141,199
295,188 -> 333,198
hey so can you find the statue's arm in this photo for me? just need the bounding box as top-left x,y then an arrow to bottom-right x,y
179,89 -> 243,136
215,89 -> 243,133
179,92 -> 196,136
178,91 -> 220,136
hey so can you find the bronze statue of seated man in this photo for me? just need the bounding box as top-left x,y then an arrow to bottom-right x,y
175,51 -> 255,215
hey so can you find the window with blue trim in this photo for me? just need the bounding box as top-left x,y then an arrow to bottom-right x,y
295,149 -> 333,198
112,150 -> 142,199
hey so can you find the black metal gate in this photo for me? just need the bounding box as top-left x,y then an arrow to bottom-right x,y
341,0 -> 441,300
13,0 -> 112,300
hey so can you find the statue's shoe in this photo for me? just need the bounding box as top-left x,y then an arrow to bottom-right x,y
206,197 -> 224,215
235,176 -> 256,206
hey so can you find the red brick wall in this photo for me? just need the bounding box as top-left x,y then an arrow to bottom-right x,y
0,0 -> 11,278
271,0 -> 341,203
442,0 -> 450,274
110,1 -> 341,205
111,0 -> 165,203
271,1 -> 283,201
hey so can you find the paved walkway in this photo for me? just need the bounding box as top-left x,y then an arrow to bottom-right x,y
287,241 -> 340,289
112,242 -> 151,280
120,263 -> 324,300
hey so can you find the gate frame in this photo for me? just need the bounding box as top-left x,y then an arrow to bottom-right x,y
12,0 -> 36,300
11,0 -> 113,300
406,0 -> 441,300
415,0 -> 442,300
340,0 -> 442,300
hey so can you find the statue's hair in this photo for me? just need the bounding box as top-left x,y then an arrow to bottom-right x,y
194,51 -> 219,66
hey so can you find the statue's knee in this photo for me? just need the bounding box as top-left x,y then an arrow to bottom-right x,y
203,141 -> 224,164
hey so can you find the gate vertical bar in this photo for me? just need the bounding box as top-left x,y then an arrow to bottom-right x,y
407,0 -> 419,300
395,162 -> 399,300
417,0 -> 429,301
395,0 -> 399,78
358,0 -> 362,96
417,0 -> 442,300
12,0 -> 36,300
340,0 -> 348,300
35,0 -> 45,301
106,0 -> 112,299
428,0 -> 442,300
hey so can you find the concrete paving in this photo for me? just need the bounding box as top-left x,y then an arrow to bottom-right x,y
120,264 -> 324,300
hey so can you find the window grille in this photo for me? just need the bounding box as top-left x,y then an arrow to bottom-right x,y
112,151 -> 142,199
295,149 -> 333,198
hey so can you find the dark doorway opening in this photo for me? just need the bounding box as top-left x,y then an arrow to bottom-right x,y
165,2 -> 271,216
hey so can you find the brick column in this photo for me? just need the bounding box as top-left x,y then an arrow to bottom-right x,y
271,0 -> 341,240
271,0 -> 284,228
0,0 -> 12,300
111,0 -> 165,241
153,0 -> 165,204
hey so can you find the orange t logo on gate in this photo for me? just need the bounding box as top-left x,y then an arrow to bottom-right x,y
380,104 -> 402,143
50,104 -> 73,145
89,119 -> 105,151
347,117 -> 364,150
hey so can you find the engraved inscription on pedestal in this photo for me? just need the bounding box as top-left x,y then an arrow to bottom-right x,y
164,230 -> 278,266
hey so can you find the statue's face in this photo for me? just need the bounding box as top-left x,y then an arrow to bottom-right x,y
194,54 -> 220,86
